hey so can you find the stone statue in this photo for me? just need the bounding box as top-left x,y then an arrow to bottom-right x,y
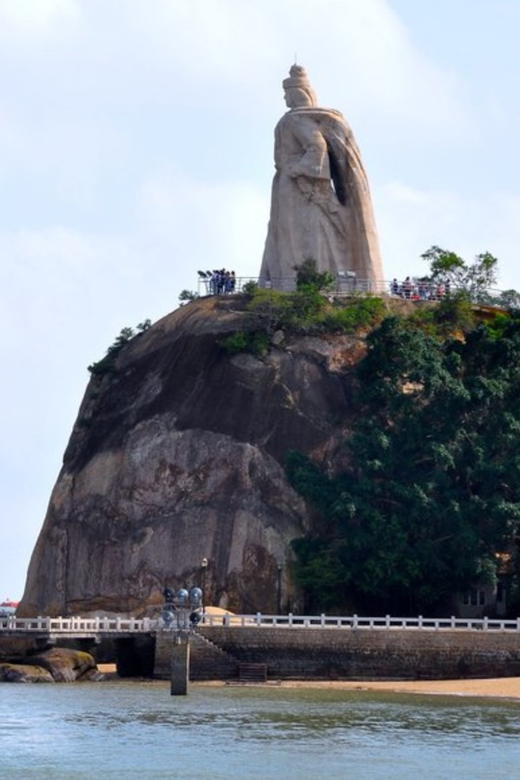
260,65 -> 384,289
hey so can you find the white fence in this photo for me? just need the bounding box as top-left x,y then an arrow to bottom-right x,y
0,615 -> 156,633
1,613 -> 520,633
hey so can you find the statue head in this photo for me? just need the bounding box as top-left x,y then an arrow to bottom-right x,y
282,64 -> 317,108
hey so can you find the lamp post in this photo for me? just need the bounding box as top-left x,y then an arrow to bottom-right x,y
276,561 -> 283,615
200,557 -> 208,613
161,586 -> 204,696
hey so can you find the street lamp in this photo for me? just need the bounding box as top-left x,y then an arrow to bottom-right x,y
162,587 -> 203,630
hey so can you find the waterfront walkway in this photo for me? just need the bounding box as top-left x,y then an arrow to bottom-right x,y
1,613 -> 519,639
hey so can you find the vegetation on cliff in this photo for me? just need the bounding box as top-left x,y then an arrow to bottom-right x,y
87,320 -> 151,375
287,310 -> 520,616
221,261 -> 386,356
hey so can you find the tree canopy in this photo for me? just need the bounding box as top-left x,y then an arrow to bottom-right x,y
421,245 -> 498,301
288,312 -> 520,616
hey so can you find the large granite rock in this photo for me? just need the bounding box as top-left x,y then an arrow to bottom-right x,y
19,296 -> 365,617
0,648 -> 99,683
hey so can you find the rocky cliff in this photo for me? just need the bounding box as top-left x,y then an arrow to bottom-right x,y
19,296 -> 366,617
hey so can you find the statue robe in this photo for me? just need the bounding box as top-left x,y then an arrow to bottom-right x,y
260,107 -> 383,288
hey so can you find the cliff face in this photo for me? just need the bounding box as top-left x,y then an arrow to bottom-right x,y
19,296 -> 366,617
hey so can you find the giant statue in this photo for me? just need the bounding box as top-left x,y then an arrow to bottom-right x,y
260,65 -> 384,289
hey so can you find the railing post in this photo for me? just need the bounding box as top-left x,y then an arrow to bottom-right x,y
320,613 -> 326,627
288,613 -> 293,627
256,612 -> 262,626
352,614 -> 358,629
418,615 -> 423,630
483,616 -> 489,631
450,616 -> 456,630
385,614 -> 390,629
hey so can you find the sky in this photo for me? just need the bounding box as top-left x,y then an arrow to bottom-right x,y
3,0 -> 520,601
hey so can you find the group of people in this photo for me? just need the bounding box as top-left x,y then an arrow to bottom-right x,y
390,276 -> 451,301
198,269 -> 237,295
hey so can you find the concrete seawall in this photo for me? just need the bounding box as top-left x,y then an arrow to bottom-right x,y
196,626 -> 520,680
3,626 -> 520,681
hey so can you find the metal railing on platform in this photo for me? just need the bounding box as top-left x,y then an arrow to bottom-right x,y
1,613 -> 519,633
196,274 -> 507,304
196,274 -> 388,296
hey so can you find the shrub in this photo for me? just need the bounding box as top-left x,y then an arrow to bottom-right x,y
242,281 -> 259,296
87,321 -> 150,375
221,332 -> 250,354
221,331 -> 270,357
322,297 -> 386,332
294,259 -> 335,292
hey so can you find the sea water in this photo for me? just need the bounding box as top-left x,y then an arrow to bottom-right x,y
0,682 -> 519,779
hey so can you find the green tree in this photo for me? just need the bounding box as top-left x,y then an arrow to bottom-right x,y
288,313 -> 520,615
178,289 -> 199,305
294,258 -> 335,292
421,245 -> 498,301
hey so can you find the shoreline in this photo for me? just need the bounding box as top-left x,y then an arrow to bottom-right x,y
194,677 -> 520,701
96,665 -> 520,700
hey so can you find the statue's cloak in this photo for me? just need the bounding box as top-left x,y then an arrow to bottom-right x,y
260,107 -> 383,289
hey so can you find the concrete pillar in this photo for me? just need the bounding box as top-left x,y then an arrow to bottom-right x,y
170,633 -> 190,695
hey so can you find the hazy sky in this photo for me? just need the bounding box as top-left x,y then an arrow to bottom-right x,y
3,0 -> 520,601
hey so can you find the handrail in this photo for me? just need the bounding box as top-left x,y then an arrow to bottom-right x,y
196,275 -> 509,300
1,613 -> 519,633
200,613 -> 520,631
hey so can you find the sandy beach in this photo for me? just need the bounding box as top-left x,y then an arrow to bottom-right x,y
96,664 -> 520,700
273,678 -> 520,700
196,677 -> 520,701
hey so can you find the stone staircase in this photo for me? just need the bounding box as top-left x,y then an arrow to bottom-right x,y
188,632 -> 239,681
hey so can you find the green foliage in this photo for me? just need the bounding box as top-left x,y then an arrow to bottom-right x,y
289,314 -> 520,615
294,258 -> 335,292
179,289 -> 199,305
321,296 -> 386,332
242,281 -> 259,296
432,294 -> 476,334
401,294 -> 476,339
87,321 -> 150,375
221,331 -> 270,357
421,245 -> 498,301
245,287 -> 385,336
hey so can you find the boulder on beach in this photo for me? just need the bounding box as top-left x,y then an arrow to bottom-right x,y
0,647 -> 101,683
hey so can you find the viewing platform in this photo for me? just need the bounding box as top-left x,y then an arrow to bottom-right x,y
196,272 -> 509,305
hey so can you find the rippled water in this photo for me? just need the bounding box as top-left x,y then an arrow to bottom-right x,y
0,682 -> 519,779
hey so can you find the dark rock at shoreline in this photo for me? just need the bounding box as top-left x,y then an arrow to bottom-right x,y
0,647 -> 101,683
0,663 -> 55,683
